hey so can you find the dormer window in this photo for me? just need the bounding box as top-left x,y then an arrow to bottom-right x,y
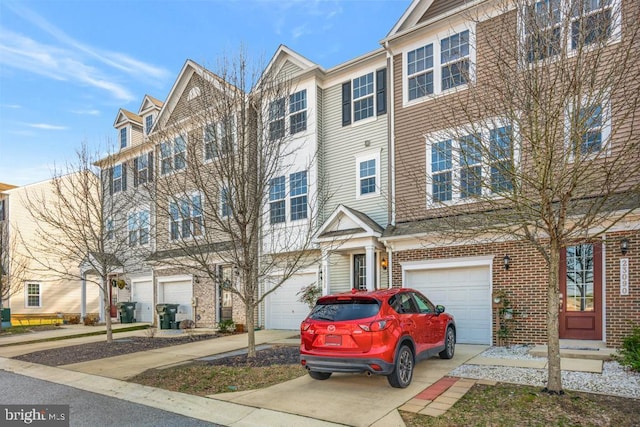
145,115 -> 153,135
120,127 -> 127,149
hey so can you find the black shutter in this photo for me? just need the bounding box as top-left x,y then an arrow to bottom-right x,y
342,81 -> 351,126
107,168 -> 113,195
122,162 -> 127,191
376,68 -> 387,116
133,158 -> 139,187
148,152 -> 154,182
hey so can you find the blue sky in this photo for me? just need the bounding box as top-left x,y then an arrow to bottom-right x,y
0,0 -> 409,186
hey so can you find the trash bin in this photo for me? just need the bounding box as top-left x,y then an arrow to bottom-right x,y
156,304 -> 179,330
116,302 -> 137,324
1,308 -> 11,329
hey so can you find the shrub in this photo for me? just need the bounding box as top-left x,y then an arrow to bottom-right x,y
297,283 -> 322,309
615,326 -> 640,372
217,319 -> 235,334
67,315 -> 81,325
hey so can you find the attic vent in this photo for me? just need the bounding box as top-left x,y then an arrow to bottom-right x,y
188,86 -> 201,101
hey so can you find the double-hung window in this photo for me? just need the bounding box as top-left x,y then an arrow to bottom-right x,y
353,73 -> 374,122
441,30 -> 470,90
106,218 -> 114,241
356,152 -> 380,198
26,283 -> 41,308
269,177 -> 286,224
289,90 -> 307,134
145,115 -> 153,135
427,125 -> 515,205
567,98 -> 610,159
290,171 -> 308,221
112,164 -> 124,193
269,98 -> 285,141
134,153 -> 153,186
407,44 -> 434,100
120,127 -> 127,149
489,126 -> 514,193
160,136 -> 186,175
220,187 -> 231,218
128,209 -> 150,246
431,140 -> 453,202
205,118 -> 234,160
523,0 -> 618,63
170,194 -> 203,240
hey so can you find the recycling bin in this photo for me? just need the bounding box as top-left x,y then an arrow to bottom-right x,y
116,302 -> 137,323
156,303 -> 179,330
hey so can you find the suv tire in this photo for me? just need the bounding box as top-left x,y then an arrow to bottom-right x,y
387,344 -> 414,388
439,326 -> 455,359
308,370 -> 332,380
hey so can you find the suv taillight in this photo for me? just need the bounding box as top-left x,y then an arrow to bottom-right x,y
359,320 -> 389,332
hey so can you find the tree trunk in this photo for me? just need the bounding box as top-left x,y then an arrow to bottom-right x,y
246,298 -> 255,358
545,242 -> 563,393
102,276 -> 113,343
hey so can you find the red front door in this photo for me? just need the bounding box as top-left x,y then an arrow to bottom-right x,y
560,243 -> 602,340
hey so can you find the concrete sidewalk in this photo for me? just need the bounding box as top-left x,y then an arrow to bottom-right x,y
0,323 -> 151,346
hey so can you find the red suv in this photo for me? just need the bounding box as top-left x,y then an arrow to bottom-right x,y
300,288 -> 456,388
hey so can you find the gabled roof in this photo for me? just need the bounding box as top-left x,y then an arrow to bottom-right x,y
113,108 -> 142,128
259,44 -> 323,87
315,204 -> 384,242
154,59 -> 234,131
138,94 -> 163,115
0,182 -> 17,192
383,0 -> 478,42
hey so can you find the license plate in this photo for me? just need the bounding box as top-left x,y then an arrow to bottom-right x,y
325,335 -> 341,346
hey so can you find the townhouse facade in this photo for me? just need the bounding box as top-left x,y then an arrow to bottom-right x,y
96,0 -> 638,348
1,179 -> 101,323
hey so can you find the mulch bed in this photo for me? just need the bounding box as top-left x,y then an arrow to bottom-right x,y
13,334 -> 220,366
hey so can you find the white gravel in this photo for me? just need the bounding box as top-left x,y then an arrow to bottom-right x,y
450,346 -> 640,399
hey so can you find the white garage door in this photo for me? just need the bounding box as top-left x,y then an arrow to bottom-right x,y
131,280 -> 153,323
159,280 -> 193,321
405,266 -> 491,345
266,273 -> 316,330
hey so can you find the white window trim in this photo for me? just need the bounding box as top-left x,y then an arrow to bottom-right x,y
160,135 -> 187,176
518,0 -> 622,66
120,127 -> 128,149
289,89 -> 308,135
169,192 -> 204,241
352,72 -> 376,125
106,217 -> 114,241
25,283 -> 42,308
220,185 -> 231,218
203,116 -> 236,162
268,176 -> 287,225
128,207 -> 151,247
403,23 -> 476,107
112,163 -> 123,193
355,150 -> 381,199
425,119 -> 519,207
145,114 -> 154,135
564,94 -> 612,162
289,170 -> 309,223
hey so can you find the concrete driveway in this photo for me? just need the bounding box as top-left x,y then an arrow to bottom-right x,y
210,344 -> 487,427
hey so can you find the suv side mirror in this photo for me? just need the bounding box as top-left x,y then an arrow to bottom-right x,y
435,305 -> 445,315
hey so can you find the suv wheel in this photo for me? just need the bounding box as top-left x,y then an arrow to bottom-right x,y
439,327 -> 455,359
387,344 -> 414,388
308,370 -> 332,380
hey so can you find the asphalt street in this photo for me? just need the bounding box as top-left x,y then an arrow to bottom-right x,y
0,371 -> 221,427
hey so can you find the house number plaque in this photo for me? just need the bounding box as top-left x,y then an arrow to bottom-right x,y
620,258 -> 629,296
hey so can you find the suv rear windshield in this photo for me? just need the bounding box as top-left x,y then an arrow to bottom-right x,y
308,298 -> 380,321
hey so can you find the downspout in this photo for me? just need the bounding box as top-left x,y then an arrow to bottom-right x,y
383,40 -> 396,227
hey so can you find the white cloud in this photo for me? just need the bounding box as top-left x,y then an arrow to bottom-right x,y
28,123 -> 69,131
71,109 -> 100,116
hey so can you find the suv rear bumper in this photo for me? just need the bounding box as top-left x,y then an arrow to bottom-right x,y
300,354 -> 395,375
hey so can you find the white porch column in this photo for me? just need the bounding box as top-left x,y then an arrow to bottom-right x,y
81,273 -> 87,320
321,248 -> 330,296
365,245 -> 375,291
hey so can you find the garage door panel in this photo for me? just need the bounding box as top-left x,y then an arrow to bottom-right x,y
406,265 -> 491,345
266,273 -> 315,330
160,280 -> 193,321
131,280 -> 153,323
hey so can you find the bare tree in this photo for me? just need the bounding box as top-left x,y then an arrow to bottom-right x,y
0,221 -> 28,331
396,0 -> 640,393
21,142 -> 144,342
149,50 -> 323,356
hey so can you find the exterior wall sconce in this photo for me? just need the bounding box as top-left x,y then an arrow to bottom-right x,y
621,238 -> 629,255
503,254 -> 511,270
381,258 -> 388,270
